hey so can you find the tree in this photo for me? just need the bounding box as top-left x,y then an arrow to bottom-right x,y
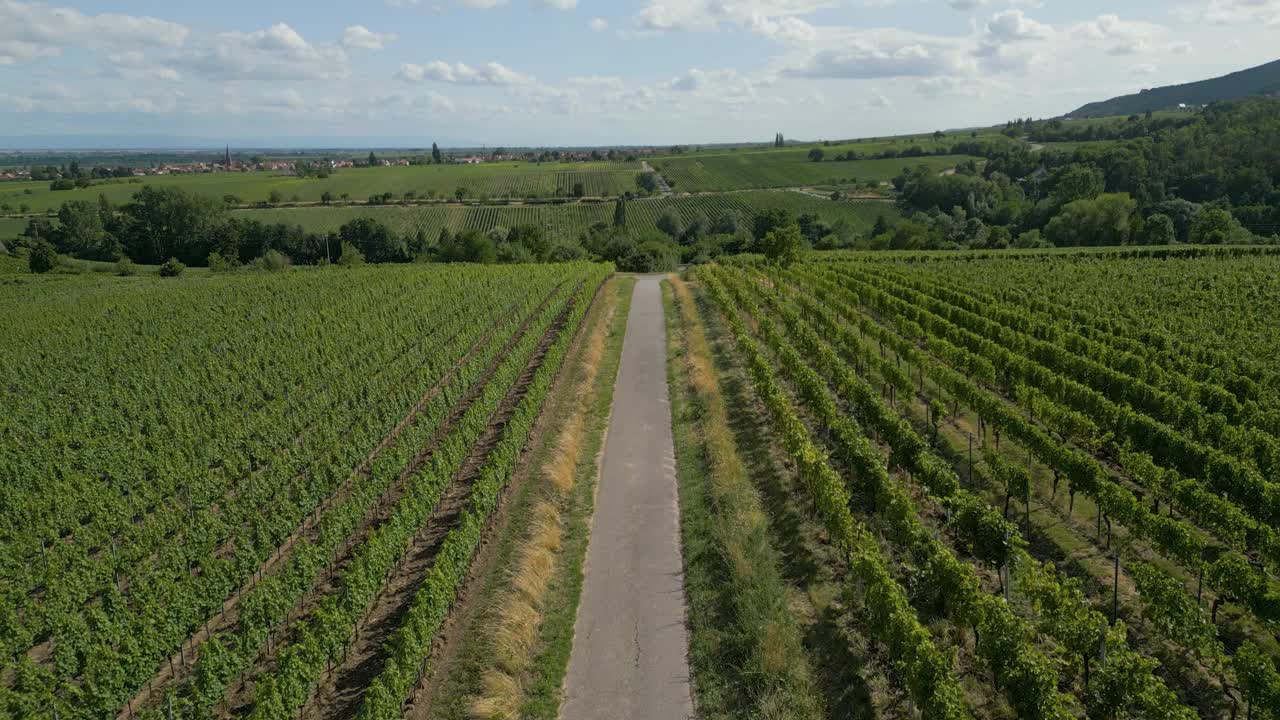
752,208 -> 795,240
710,210 -> 740,236
612,196 -> 627,227
27,239 -> 57,273
1190,208 -> 1235,244
268,190 -> 283,205
432,142 -> 442,164
455,186 -> 469,201
506,224 -> 551,262
933,130 -> 945,141
1140,213 -> 1175,245
572,182 -> 586,198
338,217 -> 406,263
654,210 -> 683,239
55,200 -> 119,260
120,185 -> 225,265
986,225 -> 1012,249
636,173 -> 658,194
368,151 -> 378,166
454,230 -> 497,264
760,223 -> 804,267
870,214 -> 892,238
1052,165 -> 1106,204
808,148 -> 825,163
321,191 -> 334,206
1044,193 -> 1136,247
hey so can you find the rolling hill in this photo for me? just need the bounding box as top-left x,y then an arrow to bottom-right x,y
1069,58 -> 1280,118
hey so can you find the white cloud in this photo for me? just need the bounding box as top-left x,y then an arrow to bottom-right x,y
342,25 -> 396,50
984,10 -> 1053,42
103,51 -> 182,82
784,30 -> 968,79
634,0 -> 830,40
537,0 -> 578,8
1197,0 -> 1280,25
397,60 -> 534,85
1129,63 -> 1158,75
0,0 -> 189,64
590,17 -> 609,31
175,23 -> 349,81
1070,15 -> 1168,56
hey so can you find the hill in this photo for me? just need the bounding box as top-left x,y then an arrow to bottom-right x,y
1069,59 -> 1280,118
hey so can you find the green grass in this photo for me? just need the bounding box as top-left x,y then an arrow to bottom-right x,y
0,161 -> 643,213
0,216 -> 28,241
653,153 -> 973,192
235,192 -> 900,240
518,277 -> 633,719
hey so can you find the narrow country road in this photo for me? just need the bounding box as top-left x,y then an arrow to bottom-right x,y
560,275 -> 693,720
641,160 -> 674,196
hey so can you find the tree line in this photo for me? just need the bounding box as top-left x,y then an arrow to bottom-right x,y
12,183 -> 823,273
869,98 -> 1280,250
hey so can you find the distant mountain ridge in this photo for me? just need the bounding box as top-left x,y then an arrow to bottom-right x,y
1069,59 -> 1280,118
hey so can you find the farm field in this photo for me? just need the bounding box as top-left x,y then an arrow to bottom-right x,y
0,262 -> 610,720
232,191 -> 901,239
0,161 -> 643,214
671,250 -> 1280,718
652,152 -> 972,192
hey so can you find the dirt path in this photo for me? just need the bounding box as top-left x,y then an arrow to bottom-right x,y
559,275 -> 692,720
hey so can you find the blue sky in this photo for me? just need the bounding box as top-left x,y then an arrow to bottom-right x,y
0,0 -> 1277,147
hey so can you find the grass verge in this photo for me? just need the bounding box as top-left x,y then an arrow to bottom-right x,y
422,275 -> 633,720
665,275 -> 825,719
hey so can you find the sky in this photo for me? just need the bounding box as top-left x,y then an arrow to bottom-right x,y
0,0 -> 1277,148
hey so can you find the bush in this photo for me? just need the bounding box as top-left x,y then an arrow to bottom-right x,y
261,249 -> 290,272
159,257 -> 186,277
547,243 -> 587,263
28,240 -> 58,273
115,257 -> 137,276
207,252 -> 237,273
337,240 -> 366,267
617,236 -> 679,273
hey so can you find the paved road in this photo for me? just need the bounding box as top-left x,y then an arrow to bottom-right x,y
560,276 -> 693,720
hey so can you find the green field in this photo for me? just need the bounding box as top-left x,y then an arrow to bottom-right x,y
0,216 -> 25,241
0,161 -> 644,214
232,192 -> 900,240
652,151 -> 971,192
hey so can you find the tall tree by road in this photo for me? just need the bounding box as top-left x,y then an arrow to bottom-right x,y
613,195 -> 627,227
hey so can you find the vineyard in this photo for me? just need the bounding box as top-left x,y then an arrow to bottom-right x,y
652,152 -> 970,192
0,262 -> 611,720
684,251 -> 1280,719
233,191 -> 901,241
0,162 -> 643,214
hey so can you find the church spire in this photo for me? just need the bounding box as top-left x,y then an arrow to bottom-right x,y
224,145 -> 231,167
